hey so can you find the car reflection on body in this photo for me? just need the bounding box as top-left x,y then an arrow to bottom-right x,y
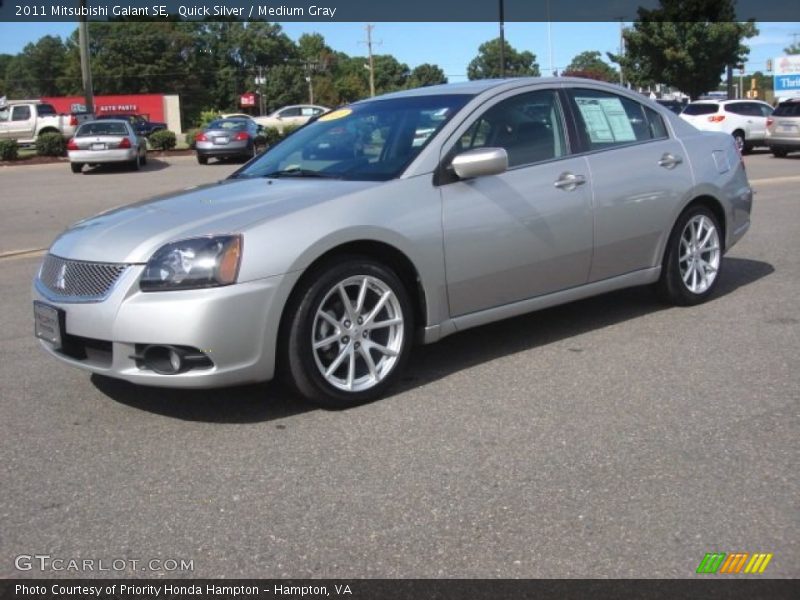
34,78 -> 752,408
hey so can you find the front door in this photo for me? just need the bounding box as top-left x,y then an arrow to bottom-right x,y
439,89 -> 593,317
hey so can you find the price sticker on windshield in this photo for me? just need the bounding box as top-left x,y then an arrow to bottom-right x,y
318,109 -> 352,122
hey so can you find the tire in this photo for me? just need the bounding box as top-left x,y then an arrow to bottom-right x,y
657,205 -> 723,306
140,149 -> 148,165
283,257 -> 414,408
772,148 -> 788,158
130,154 -> 141,171
197,154 -> 208,165
732,130 -> 748,154
70,162 -> 83,174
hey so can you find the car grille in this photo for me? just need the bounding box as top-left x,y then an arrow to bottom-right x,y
38,254 -> 129,300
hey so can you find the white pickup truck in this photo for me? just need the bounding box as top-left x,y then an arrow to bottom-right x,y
0,100 -> 93,145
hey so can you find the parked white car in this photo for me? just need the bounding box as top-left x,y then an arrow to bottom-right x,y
680,99 -> 773,153
254,104 -> 329,132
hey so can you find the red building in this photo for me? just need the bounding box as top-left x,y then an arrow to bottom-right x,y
41,94 -> 183,133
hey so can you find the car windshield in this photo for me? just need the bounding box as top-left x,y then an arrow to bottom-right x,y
773,102 -> 800,116
76,122 -> 129,136
683,103 -> 719,116
208,119 -> 249,131
233,94 -> 472,182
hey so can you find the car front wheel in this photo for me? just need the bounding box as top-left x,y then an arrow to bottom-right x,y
657,205 -> 723,306
284,258 -> 414,408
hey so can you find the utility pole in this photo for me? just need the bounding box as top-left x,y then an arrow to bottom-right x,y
618,19 -> 625,86
499,0 -> 505,77
78,0 -> 94,114
361,24 -> 379,97
304,60 -> 317,105
255,66 -> 266,116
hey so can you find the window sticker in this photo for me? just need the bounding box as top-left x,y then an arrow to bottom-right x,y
318,108 -> 353,122
575,97 -> 636,143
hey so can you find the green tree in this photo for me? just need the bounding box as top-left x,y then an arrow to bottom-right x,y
4,36 -> 68,97
372,55 -> 410,94
408,63 -> 448,88
784,44 -> 800,55
611,0 -> 757,99
0,54 -> 14,97
563,50 -> 619,83
467,38 -> 540,80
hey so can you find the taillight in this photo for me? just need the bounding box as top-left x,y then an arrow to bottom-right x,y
767,118 -> 774,127
708,115 -> 725,122
195,132 -> 208,142
234,132 -> 249,141
66,138 -> 78,151
118,138 -> 131,149
69,115 -> 78,127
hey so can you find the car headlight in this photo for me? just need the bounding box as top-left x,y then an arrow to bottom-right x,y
140,235 -> 242,291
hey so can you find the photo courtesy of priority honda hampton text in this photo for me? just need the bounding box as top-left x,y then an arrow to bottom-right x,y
33,78 -> 752,408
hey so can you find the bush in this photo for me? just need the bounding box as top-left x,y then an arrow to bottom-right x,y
185,128 -> 201,149
199,110 -> 220,128
0,139 -> 19,161
281,123 -> 301,137
36,132 -> 66,157
260,126 -> 281,147
149,129 -> 177,151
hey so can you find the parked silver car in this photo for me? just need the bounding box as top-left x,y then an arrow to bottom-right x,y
67,119 -> 147,173
195,117 -> 265,164
33,79 -> 752,408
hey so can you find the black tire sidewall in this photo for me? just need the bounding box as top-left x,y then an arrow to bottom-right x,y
285,258 -> 414,408
659,205 -> 723,306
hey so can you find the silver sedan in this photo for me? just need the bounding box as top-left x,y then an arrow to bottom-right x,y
67,119 -> 147,173
34,78 -> 752,408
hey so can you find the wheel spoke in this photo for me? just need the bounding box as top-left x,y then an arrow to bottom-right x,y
691,267 -> 698,291
318,310 -> 340,330
699,259 -> 717,273
325,344 -> 350,377
367,340 -> 398,358
682,263 -> 694,283
364,291 -> 392,325
338,284 -> 355,321
700,244 -> 719,254
699,226 -> 714,249
359,346 -> 377,380
365,316 -> 403,331
355,277 -> 369,313
679,250 -> 692,262
313,334 -> 340,350
346,347 -> 356,390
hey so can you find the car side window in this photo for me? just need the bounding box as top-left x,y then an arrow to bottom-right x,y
568,88 -> 667,151
279,107 -> 302,118
12,106 -> 31,121
756,103 -> 773,117
456,90 -> 567,168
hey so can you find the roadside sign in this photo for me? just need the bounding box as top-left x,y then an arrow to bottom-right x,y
774,55 -> 800,99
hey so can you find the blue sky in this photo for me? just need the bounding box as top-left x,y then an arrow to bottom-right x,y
0,21 -> 798,81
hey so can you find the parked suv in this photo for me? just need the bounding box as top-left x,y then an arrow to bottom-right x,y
680,99 -> 773,153
766,99 -> 800,158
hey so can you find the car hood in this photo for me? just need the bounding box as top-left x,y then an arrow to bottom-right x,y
49,177 -> 379,263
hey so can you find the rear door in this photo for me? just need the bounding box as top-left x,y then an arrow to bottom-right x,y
564,87 -> 694,281
439,87 -> 593,317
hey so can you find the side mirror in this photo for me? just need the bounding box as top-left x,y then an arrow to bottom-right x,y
450,147 -> 508,179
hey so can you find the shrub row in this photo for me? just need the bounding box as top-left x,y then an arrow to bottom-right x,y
0,139 -> 19,161
149,129 -> 177,151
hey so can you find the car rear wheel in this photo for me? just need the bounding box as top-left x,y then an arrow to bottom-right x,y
284,258 -> 414,408
70,163 -> 83,174
771,148 -> 788,158
197,154 -> 208,165
732,130 -> 749,154
657,205 -> 723,306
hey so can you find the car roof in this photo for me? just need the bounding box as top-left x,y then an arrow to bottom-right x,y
690,99 -> 769,105
81,118 -> 129,124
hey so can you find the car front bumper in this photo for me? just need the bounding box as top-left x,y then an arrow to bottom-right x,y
32,265 -> 294,388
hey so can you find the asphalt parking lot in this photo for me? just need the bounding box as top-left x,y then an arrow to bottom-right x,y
0,151 -> 798,578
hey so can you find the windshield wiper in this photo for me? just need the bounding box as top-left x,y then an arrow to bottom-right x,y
262,167 -> 341,179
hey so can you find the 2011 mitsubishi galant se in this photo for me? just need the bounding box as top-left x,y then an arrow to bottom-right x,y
33,78 -> 752,408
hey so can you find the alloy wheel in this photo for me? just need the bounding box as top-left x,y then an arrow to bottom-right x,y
678,214 -> 721,294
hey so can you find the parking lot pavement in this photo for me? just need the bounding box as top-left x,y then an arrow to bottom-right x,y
0,154 -> 798,578
0,155 -> 241,256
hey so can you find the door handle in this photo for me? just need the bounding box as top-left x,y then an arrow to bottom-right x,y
553,172 -> 587,191
658,153 -> 683,169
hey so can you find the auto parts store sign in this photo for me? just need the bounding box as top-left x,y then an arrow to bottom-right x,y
774,56 -> 800,98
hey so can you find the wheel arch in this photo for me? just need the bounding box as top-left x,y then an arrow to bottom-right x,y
660,193 -> 728,268
37,127 -> 61,136
276,239 -> 429,347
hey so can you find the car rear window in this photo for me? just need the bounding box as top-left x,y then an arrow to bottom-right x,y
77,122 -> 129,136
37,104 -> 57,116
208,119 -> 248,131
773,102 -> 800,117
683,103 -> 719,116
